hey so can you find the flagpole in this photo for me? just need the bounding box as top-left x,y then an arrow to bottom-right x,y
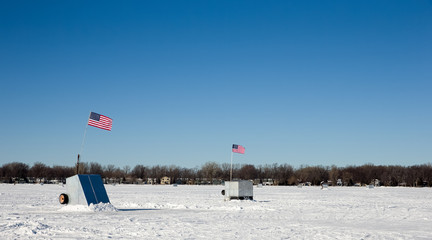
77,112 -> 91,174
230,151 -> 233,181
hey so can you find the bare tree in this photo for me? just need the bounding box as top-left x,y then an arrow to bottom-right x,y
29,162 -> 49,179
238,164 -> 257,180
123,165 -> 131,177
76,162 -> 89,175
167,165 -> 181,184
220,163 -> 231,180
276,163 -> 294,185
89,162 -> 104,176
2,162 -> 29,180
51,165 -> 74,180
104,164 -> 117,179
201,162 -> 221,183
131,164 -> 146,180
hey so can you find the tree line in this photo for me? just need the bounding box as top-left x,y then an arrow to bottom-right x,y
1,161 -> 432,187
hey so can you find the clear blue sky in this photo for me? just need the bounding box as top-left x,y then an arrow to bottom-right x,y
1,1 -> 431,169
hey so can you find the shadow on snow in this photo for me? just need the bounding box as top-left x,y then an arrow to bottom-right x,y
117,208 -> 161,212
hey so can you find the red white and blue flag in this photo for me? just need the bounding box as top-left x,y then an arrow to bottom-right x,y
88,112 -> 112,131
232,144 -> 245,154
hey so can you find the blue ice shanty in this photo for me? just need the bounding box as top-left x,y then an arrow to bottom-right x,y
64,174 -> 110,205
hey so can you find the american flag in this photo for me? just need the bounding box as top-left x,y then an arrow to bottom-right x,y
232,144 -> 245,154
88,112 -> 112,131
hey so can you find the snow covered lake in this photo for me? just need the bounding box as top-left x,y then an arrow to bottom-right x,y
1,184 -> 431,239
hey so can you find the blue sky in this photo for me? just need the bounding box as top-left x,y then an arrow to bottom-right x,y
1,1 -> 431,168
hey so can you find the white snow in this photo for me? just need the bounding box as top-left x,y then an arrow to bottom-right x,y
1,184 -> 431,239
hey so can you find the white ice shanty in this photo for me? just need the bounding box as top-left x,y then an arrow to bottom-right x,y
223,180 -> 253,201
59,174 -> 110,205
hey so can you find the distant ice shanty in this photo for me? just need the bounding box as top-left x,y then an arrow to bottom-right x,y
59,174 -> 110,205
223,180 -> 253,201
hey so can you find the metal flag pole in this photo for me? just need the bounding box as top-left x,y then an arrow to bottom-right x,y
77,112 -> 91,174
230,151 -> 233,181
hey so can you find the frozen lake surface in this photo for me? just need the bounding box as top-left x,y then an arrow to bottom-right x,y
1,184 -> 431,239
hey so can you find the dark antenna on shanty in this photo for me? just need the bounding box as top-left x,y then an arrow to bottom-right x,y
76,154 -> 80,174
